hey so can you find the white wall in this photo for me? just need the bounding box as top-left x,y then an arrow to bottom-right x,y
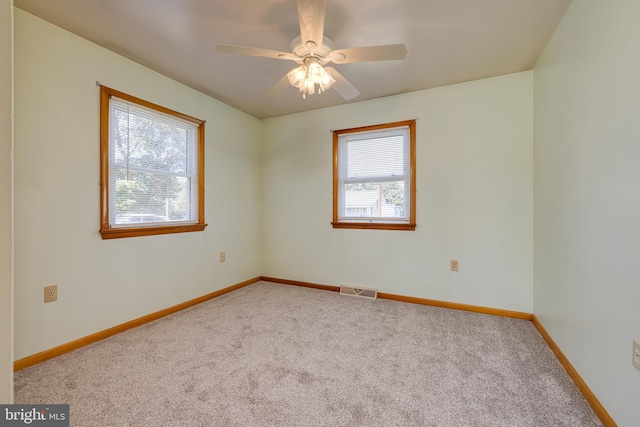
13,10 -> 262,360
262,72 -> 534,312
533,1 -> 640,425
0,0 -> 13,404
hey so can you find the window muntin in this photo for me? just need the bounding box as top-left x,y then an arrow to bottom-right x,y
332,120 -> 416,231
100,86 -> 206,239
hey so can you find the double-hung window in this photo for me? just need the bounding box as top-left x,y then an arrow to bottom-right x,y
333,120 -> 416,230
99,86 -> 206,239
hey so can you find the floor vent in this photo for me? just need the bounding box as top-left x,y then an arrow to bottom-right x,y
340,286 -> 378,300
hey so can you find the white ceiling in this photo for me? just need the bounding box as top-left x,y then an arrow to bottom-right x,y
14,0 -> 572,119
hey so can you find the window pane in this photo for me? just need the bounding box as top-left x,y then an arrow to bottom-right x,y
112,105 -> 191,174
113,169 -> 191,224
343,181 -> 405,218
346,134 -> 404,179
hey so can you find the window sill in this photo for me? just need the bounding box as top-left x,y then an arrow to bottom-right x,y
331,222 -> 416,231
100,223 -> 207,239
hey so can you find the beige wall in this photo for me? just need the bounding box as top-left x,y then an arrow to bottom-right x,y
13,10 -> 262,359
262,71 -> 534,312
534,1 -> 640,425
0,0 -> 13,404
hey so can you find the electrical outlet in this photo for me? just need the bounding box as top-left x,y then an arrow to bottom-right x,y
450,260 -> 459,271
220,252 -> 226,263
633,340 -> 640,371
44,285 -> 57,303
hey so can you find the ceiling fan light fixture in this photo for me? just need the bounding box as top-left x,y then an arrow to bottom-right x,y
287,65 -> 307,86
286,59 -> 335,99
319,69 -> 336,91
305,78 -> 315,94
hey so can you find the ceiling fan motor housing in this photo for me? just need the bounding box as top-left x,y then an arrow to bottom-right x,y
290,35 -> 337,64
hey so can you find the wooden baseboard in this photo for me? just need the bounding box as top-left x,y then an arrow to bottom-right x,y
261,276 -> 532,320
532,316 -> 616,427
13,277 -> 261,371
377,292 -> 533,320
260,276 -> 340,293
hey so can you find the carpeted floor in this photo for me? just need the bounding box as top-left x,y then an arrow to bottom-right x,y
14,281 -> 602,426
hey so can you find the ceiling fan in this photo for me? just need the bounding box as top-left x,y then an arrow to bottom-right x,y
216,0 -> 408,100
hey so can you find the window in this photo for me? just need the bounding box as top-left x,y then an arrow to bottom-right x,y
333,120 -> 416,230
100,86 -> 206,239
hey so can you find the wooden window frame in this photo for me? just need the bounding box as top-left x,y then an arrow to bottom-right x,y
332,120 -> 416,231
99,86 -> 206,239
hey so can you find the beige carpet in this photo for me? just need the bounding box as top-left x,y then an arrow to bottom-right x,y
15,281 -> 602,426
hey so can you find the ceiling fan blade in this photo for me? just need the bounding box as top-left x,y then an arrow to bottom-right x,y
325,67 -> 359,100
296,0 -> 325,50
327,44 -> 408,64
267,74 -> 292,97
216,44 -> 298,61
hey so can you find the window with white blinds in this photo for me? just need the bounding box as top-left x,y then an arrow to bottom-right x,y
100,86 -> 206,239
333,120 -> 416,230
